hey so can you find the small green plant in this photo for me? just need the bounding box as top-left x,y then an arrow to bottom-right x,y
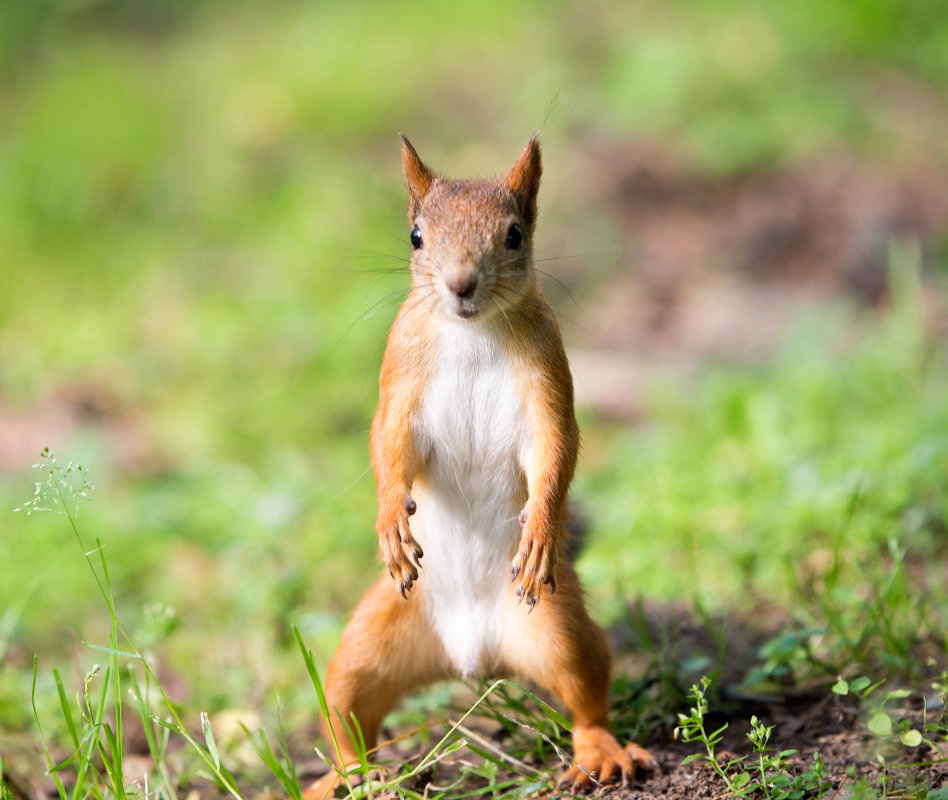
676,677 -> 752,796
676,677 -> 833,800
747,715 -> 831,800
832,676 -> 924,748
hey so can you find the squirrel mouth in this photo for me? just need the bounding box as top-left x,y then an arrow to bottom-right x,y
456,306 -> 478,319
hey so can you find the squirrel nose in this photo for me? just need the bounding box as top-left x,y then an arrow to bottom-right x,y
447,275 -> 477,300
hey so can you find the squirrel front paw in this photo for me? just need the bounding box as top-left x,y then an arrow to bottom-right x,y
510,522 -> 556,609
378,496 -> 424,598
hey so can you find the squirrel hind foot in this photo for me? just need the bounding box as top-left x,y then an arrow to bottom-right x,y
303,765 -> 390,800
558,738 -> 658,793
301,771 -> 341,800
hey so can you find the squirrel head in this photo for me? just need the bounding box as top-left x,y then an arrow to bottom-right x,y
400,136 -> 543,323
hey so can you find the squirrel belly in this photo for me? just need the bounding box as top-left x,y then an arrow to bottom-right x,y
411,317 -> 531,677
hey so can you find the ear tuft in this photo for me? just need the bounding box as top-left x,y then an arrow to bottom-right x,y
401,135 -> 435,220
506,136 -> 542,226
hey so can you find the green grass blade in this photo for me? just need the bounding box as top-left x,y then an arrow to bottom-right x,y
110,633 -> 125,800
95,538 -> 116,619
201,712 -> 222,771
293,623 -> 352,792
98,722 -> 126,799
127,691 -> 184,734
242,725 -> 300,800
276,696 -> 302,799
126,668 -> 180,800
53,668 -> 81,751
31,657 -> 68,800
509,685 -> 570,731
1,755 -> 18,800
126,669 -> 159,754
81,642 -> 141,660
292,625 -> 330,719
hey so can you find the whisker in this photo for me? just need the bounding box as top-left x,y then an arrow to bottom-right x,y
349,250 -> 411,264
532,267 -> 587,314
328,261 -> 410,293
490,255 -> 589,316
357,287 -> 413,322
335,464 -> 374,497
533,254 -> 586,265
339,248 -> 412,267
335,265 -> 411,278
400,287 -> 440,317
492,283 -> 532,303
490,295 -> 515,335
494,254 -> 529,271
492,283 -> 595,338
381,231 -> 414,247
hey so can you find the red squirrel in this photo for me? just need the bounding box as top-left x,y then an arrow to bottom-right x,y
305,137 -> 656,797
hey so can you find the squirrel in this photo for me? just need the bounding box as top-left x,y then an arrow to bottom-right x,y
304,137 -> 656,798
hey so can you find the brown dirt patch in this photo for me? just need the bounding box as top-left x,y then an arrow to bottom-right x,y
562,136 -> 948,420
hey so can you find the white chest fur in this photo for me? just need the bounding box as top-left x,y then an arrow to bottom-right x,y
411,321 -> 531,676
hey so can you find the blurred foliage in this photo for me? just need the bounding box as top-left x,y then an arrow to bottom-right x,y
579,253 -> 947,617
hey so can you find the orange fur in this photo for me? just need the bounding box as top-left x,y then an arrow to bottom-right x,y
304,137 -> 655,799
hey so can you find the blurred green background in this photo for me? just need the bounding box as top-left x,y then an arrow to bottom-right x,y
1,0 -> 947,766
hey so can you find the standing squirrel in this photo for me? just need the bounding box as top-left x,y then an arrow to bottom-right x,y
305,137 -> 656,798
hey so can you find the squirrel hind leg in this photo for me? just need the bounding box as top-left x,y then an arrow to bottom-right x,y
498,561 -> 657,789
310,575 -> 452,791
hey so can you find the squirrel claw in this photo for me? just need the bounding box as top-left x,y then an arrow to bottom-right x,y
379,501 -> 424,597
397,567 -> 418,598
387,555 -> 419,598
510,529 -> 556,609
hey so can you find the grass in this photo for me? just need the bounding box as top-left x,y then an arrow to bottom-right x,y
581,255 -> 948,626
16,451 -> 245,799
2,0 -> 948,798
8,269 -> 947,797
12,466 -> 572,799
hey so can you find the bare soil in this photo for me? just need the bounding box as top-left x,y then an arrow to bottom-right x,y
564,136 -> 948,420
619,695 -> 945,800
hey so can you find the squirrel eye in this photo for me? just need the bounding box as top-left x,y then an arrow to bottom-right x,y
505,223 -> 523,250
410,225 -> 423,249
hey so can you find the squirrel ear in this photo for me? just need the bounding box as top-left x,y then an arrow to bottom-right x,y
401,135 -> 435,219
506,136 -> 542,226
